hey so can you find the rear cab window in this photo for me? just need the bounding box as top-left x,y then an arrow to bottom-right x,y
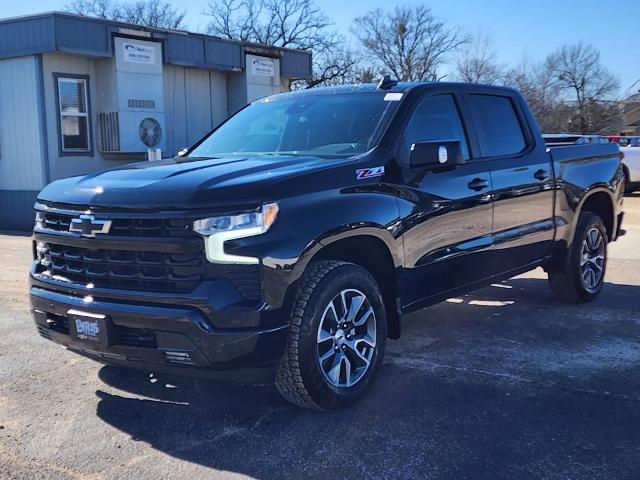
467,94 -> 528,158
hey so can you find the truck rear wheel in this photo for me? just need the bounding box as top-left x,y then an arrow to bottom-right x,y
548,212 -> 608,302
275,260 -> 387,410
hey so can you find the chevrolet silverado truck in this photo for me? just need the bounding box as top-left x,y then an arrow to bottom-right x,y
30,79 -> 625,410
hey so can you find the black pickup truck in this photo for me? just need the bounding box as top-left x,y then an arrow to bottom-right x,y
30,79 -> 625,410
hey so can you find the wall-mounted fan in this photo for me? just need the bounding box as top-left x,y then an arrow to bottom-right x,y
138,117 -> 163,148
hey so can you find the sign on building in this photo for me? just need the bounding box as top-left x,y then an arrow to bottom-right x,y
251,57 -> 275,77
123,41 -> 156,65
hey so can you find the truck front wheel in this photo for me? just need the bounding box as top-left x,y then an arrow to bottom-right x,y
548,212 -> 608,302
275,260 -> 387,410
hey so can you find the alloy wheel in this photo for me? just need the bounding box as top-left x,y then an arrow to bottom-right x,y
316,289 -> 377,388
580,227 -> 605,293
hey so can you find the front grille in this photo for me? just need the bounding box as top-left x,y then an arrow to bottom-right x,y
43,244 -> 205,293
40,212 -> 72,232
34,207 -> 263,301
38,211 -> 194,237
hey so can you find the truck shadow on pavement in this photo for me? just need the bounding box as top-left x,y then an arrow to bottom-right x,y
95,277 -> 640,479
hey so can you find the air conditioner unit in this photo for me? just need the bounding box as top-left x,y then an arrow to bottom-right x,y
97,37 -> 165,154
99,111 -> 166,153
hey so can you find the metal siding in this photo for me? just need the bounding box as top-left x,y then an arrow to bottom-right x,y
210,71 -> 228,127
205,39 -> 242,70
54,16 -> 110,55
185,68 -> 213,145
281,50 -> 312,78
0,56 -> 46,191
165,33 -> 205,66
0,13 -> 311,76
0,190 -> 38,231
0,16 -> 54,58
163,64 -> 188,155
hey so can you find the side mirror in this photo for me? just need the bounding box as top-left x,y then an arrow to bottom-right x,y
409,140 -> 465,169
176,147 -> 189,157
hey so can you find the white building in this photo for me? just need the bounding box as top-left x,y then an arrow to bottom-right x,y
0,12 -> 312,230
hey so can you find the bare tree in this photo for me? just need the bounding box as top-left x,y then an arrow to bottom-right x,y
205,0 -> 261,43
545,42 -> 619,134
120,0 -> 186,29
352,5 -> 468,81
66,0 -> 186,29
206,0 -> 329,48
503,57 -> 562,131
205,0 -> 357,89
456,31 -> 504,84
301,42 -> 358,89
66,0 -> 122,19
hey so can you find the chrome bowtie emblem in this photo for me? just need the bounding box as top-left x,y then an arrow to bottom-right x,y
69,215 -> 112,237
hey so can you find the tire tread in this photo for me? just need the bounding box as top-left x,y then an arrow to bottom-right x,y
548,212 -> 607,303
275,260 -> 348,410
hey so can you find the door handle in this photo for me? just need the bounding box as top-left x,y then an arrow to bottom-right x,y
468,178 -> 489,191
534,169 -> 549,181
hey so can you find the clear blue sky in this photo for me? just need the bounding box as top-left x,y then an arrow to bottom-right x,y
5,0 -> 640,97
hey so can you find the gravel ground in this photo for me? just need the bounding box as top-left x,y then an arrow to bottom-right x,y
1,194 -> 639,480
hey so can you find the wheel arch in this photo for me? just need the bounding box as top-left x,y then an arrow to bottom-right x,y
576,188 -> 616,242
291,229 -> 403,339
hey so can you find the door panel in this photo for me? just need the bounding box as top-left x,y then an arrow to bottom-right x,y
395,93 -> 494,310
398,162 -> 493,308
464,93 -> 555,274
489,158 -> 555,272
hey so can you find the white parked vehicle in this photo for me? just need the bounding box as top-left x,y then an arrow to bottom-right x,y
609,137 -> 640,193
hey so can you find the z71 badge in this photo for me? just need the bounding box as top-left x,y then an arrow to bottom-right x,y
356,166 -> 385,180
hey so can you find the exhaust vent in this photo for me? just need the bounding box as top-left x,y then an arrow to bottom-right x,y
128,99 -> 156,109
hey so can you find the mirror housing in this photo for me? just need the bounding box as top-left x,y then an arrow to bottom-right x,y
409,140 -> 465,169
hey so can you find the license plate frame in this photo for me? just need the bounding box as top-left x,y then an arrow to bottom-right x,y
68,309 -> 111,347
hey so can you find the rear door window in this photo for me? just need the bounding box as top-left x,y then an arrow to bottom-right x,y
467,94 -> 527,158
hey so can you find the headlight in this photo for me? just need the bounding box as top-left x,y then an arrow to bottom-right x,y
193,203 -> 279,264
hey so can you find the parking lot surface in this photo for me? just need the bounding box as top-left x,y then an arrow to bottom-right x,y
1,194 -> 640,480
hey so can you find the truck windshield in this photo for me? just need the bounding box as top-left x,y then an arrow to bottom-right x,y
188,92 -> 400,159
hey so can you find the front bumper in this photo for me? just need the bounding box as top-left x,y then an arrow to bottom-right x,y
30,286 -> 289,383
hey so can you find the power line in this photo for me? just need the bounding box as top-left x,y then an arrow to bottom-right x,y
618,78 -> 640,101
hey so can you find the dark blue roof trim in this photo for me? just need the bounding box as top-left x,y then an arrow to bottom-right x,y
0,12 -> 311,78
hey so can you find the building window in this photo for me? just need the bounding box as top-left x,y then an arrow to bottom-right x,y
56,76 -> 90,152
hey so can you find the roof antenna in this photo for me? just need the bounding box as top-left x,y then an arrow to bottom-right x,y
377,74 -> 398,90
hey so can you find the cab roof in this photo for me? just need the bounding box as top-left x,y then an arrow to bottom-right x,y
262,81 -> 521,102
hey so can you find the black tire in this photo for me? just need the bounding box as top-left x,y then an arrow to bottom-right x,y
548,212 -> 608,303
275,260 -> 387,410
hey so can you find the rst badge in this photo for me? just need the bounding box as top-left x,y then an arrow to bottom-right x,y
356,166 -> 385,180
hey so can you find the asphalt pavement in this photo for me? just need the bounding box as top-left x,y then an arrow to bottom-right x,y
1,194 -> 640,479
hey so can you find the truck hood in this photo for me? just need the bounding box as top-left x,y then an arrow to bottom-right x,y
37,155 -> 337,210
